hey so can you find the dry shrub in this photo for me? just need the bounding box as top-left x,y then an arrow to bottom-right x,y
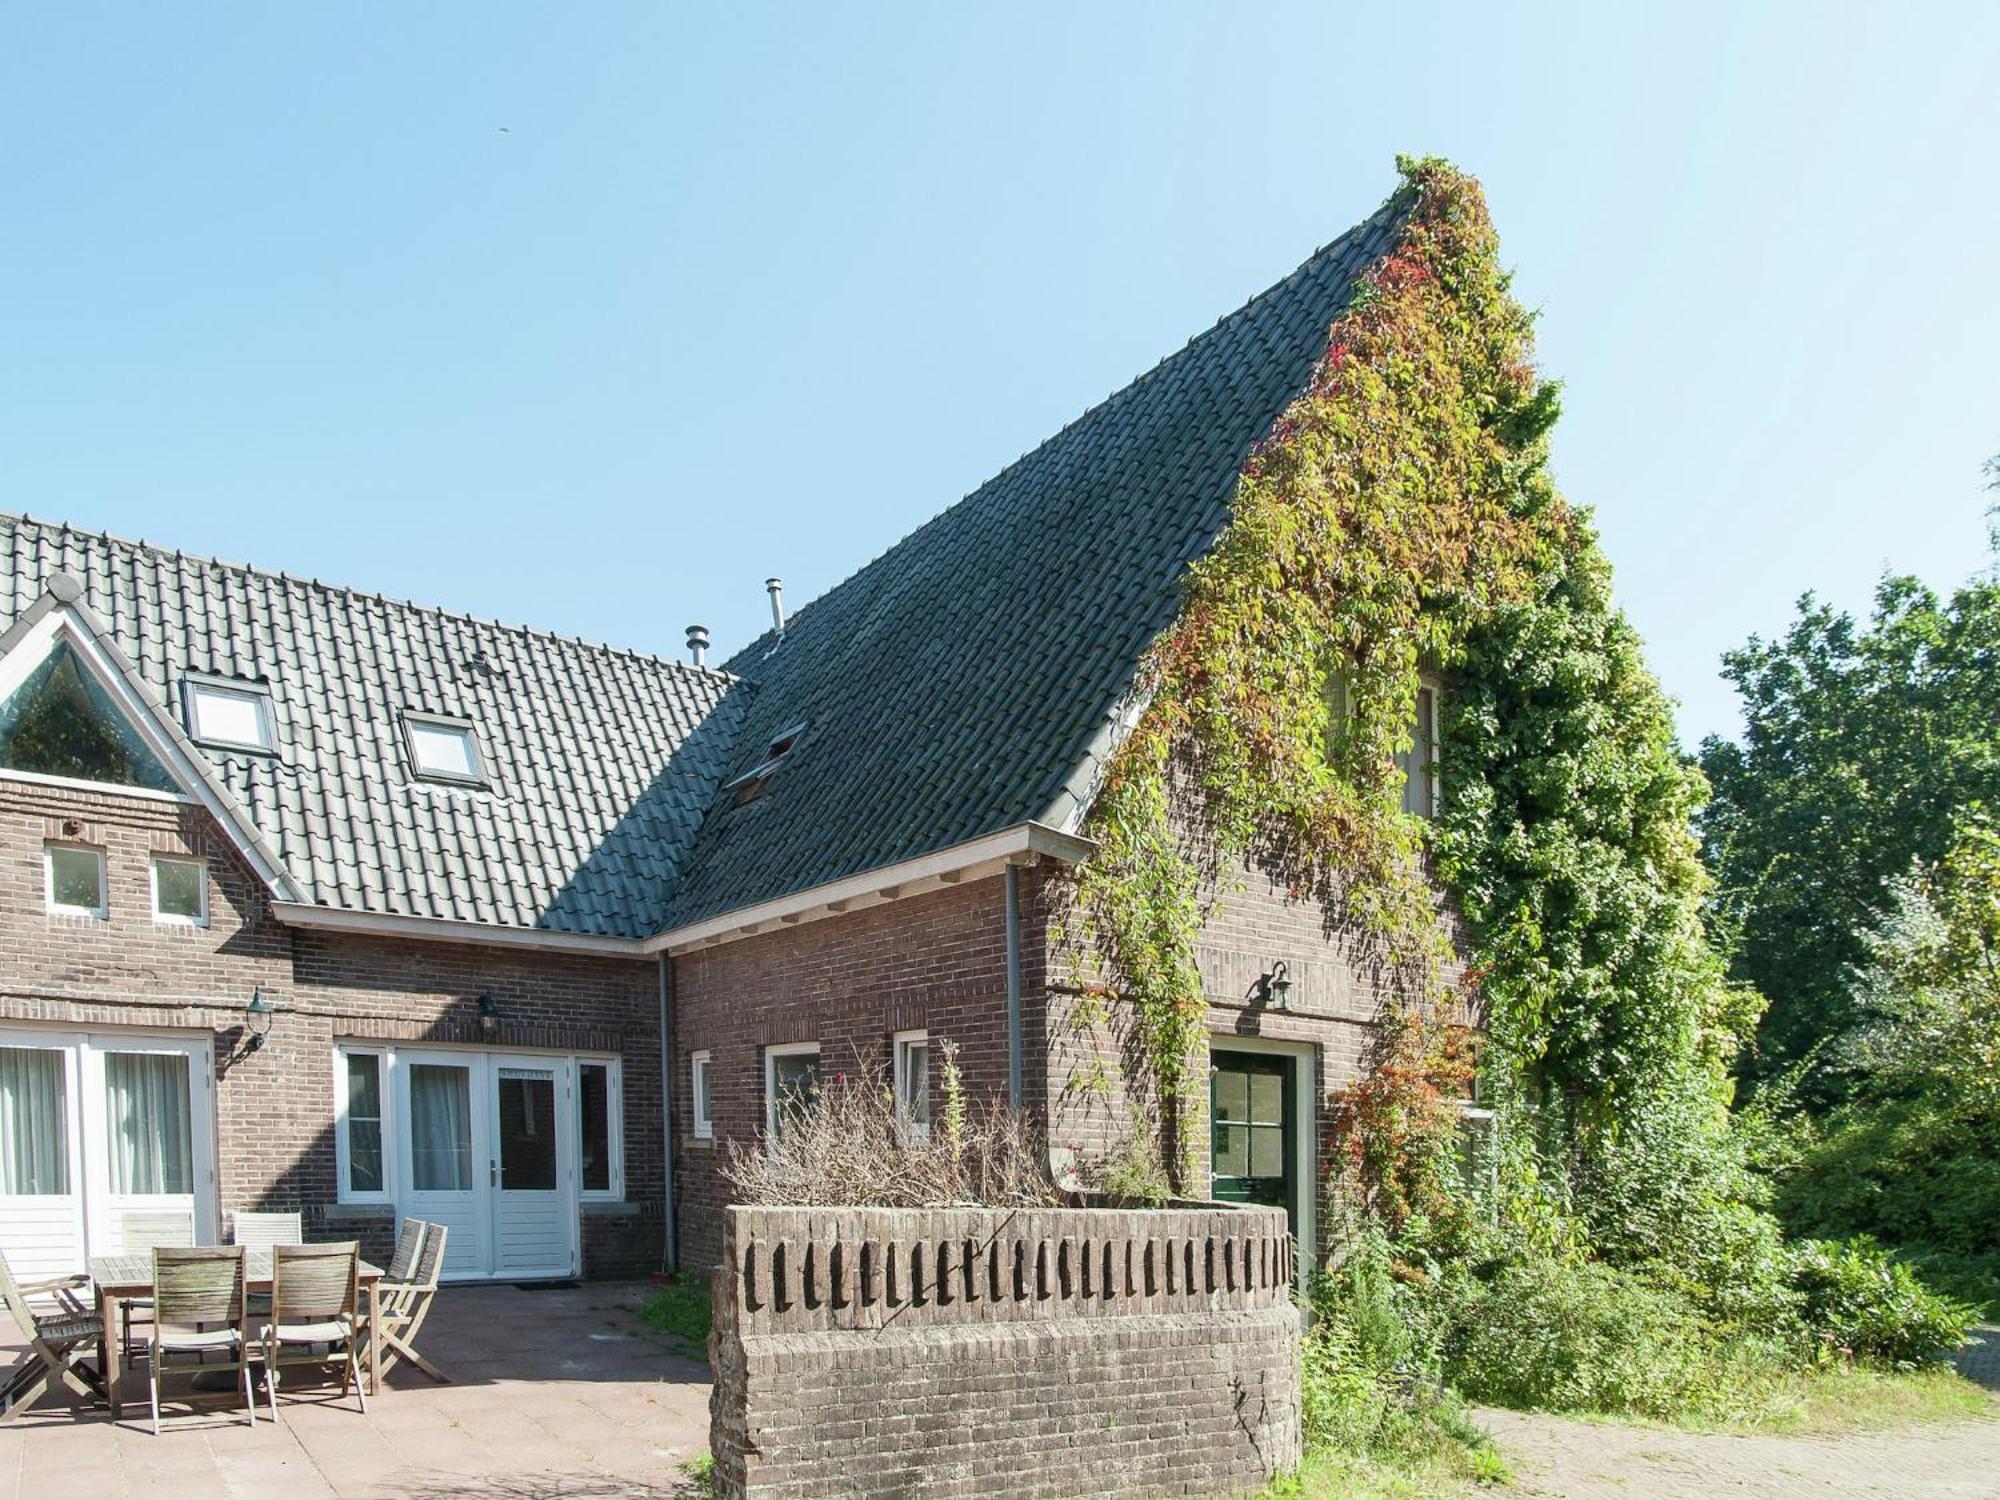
721,1041 -> 1059,1209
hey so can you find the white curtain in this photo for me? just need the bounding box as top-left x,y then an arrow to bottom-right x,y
104,1052 -> 192,1195
0,1046 -> 69,1195
411,1064 -> 472,1192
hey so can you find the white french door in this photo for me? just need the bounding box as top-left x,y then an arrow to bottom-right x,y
396,1049 -> 578,1281
0,1028 -> 215,1280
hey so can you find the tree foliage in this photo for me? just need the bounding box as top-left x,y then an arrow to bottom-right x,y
1698,544 -> 2000,1083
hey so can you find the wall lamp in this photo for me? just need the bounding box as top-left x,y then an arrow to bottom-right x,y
244,988 -> 274,1052
477,992 -> 501,1034
1253,960 -> 1293,1011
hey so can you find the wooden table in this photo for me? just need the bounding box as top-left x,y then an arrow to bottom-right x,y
88,1252 -> 383,1420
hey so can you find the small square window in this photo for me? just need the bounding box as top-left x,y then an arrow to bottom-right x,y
45,844 -> 106,918
184,678 -> 275,752
403,713 -> 486,785
150,856 -> 208,926
893,1031 -> 930,1144
691,1050 -> 714,1140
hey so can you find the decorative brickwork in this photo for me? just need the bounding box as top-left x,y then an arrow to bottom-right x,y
708,1203 -> 1300,1497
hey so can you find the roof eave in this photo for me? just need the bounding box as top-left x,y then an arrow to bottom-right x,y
648,820 -> 1095,956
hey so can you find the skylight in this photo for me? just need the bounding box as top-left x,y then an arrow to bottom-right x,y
403,712 -> 487,786
184,676 -> 276,752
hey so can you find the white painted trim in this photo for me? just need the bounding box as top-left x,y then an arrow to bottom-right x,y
652,821 -> 1093,954
149,853 -> 209,928
575,1057 -> 623,1200
0,607 -> 303,901
690,1049 -> 714,1140
332,1045 -> 394,1207
44,842 -> 108,920
275,821 -> 1093,957
893,1029 -> 930,1144
272,902 -> 649,957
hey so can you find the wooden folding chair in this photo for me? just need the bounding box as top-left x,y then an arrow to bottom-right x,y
148,1246 -> 255,1434
230,1211 -> 304,1250
0,1249 -> 104,1421
117,1208 -> 196,1359
262,1242 -> 367,1418
370,1219 -> 449,1383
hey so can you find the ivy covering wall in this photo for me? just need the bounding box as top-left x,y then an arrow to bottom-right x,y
1072,158 -> 1749,1236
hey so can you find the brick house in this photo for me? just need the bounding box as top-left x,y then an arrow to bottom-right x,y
0,187 -> 1429,1282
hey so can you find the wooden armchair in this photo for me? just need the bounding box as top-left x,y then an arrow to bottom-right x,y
0,1249 -> 104,1421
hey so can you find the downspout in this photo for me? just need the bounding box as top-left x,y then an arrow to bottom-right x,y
1005,863 -> 1023,1110
658,955 -> 677,1275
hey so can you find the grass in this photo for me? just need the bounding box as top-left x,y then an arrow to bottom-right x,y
1267,1442 -> 1507,1499
1715,1362 -> 1992,1436
1268,1362 -> 1989,1497
638,1276 -> 713,1353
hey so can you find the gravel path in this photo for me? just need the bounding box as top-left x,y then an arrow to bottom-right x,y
1480,1404 -> 2000,1498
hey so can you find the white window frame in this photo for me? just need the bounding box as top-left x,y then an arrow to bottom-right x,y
44,843 -> 107,920
892,1030 -> 930,1144
148,854 -> 209,927
764,1041 -> 820,1145
1400,680 -> 1442,819
181,675 -> 277,754
401,711 -> 488,788
333,1045 -> 393,1206
575,1056 -> 624,1201
690,1049 -> 714,1140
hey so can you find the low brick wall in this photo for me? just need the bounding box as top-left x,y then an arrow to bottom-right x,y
708,1203 -> 1301,1498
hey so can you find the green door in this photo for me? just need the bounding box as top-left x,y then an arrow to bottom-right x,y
1210,1052 -> 1295,1235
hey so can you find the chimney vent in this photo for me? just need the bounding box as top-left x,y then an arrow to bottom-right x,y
685,625 -> 710,668
766,578 -> 786,636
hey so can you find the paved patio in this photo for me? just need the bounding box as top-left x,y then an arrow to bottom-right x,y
1,1281 -> 712,1499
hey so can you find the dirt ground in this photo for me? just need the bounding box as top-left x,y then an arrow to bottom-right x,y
1479,1329 -> 2000,1499
1481,1404 -> 2000,1499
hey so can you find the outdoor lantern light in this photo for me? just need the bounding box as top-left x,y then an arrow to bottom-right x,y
244,987 -> 274,1051
478,992 -> 500,1033
1255,960 -> 1293,1010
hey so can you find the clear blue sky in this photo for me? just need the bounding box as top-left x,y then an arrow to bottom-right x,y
4,4 -> 1995,745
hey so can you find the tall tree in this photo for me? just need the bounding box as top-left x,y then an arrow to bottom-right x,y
1700,475 -> 2000,1086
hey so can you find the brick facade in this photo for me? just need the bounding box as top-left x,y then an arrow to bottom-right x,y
5,775 -> 1423,1287
0,776 -> 665,1279
708,1203 -> 1300,1498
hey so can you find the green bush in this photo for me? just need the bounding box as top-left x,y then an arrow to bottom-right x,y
1435,1252 -> 1716,1419
1787,1237 -> 1973,1366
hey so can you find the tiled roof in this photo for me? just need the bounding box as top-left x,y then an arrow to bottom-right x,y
0,181 -> 1410,942
0,514 -> 745,937
660,189 -> 1411,929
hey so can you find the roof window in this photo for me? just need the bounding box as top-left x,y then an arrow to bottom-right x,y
183,675 -> 276,753
725,723 -> 807,807
403,711 -> 488,787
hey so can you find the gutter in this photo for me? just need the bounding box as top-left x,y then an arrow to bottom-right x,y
269,902 -> 648,957
1006,864 -> 1023,1109
659,956 -> 677,1275
650,821 -> 1093,955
